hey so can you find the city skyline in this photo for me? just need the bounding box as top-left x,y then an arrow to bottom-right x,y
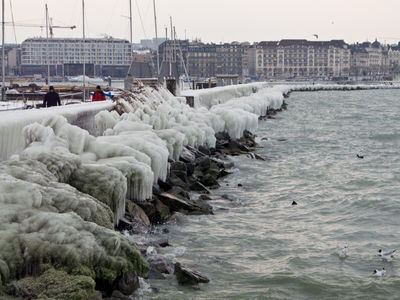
2,0 -> 400,45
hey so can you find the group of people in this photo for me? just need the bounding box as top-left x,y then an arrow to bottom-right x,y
42,85 -> 107,107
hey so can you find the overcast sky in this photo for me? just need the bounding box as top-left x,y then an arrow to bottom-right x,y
3,0 -> 400,45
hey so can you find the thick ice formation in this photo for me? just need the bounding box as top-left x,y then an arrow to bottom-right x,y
18,115 -> 155,215
181,82 -> 269,108
0,158 -> 145,286
0,101 -> 115,161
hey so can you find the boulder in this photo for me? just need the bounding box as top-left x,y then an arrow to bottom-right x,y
195,156 -> 211,172
157,179 -> 172,191
166,173 -> 188,190
171,186 -> 191,200
158,192 -> 213,215
147,257 -> 172,279
180,147 -> 196,163
217,169 -> 232,178
185,163 -> 195,176
170,161 -> 187,173
138,201 -> 158,224
171,170 -> 188,182
254,153 -> 265,161
152,184 -> 161,195
126,201 -> 150,226
198,194 -> 212,201
174,262 -> 209,285
189,181 -> 211,194
200,174 -> 219,187
198,145 -> 211,156
144,238 -> 171,248
155,198 -> 171,223
115,271 -> 140,296
228,140 -> 251,153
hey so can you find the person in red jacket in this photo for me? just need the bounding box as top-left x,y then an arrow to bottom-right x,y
92,85 -> 106,101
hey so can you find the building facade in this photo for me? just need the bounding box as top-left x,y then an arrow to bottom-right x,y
158,39 -> 189,77
350,41 -> 391,78
187,42 -> 217,78
249,39 -> 351,80
21,37 -> 132,77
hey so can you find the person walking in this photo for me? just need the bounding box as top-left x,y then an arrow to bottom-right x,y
43,86 -> 61,107
92,85 -> 106,101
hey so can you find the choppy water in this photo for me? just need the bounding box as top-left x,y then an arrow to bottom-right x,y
143,89 -> 400,299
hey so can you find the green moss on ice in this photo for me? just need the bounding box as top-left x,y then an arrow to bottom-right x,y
4,268 -> 97,300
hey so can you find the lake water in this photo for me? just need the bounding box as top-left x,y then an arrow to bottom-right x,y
143,89 -> 400,300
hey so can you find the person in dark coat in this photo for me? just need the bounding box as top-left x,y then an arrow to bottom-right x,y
92,85 -> 106,101
43,86 -> 61,107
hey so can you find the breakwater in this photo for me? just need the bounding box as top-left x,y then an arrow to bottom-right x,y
0,82 -> 399,299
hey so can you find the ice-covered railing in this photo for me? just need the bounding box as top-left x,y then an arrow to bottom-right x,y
180,82 -> 269,108
0,101 -> 115,161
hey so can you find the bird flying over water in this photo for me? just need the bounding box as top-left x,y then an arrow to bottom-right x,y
378,249 -> 396,262
356,154 -> 364,159
373,268 -> 386,277
313,34 -> 319,39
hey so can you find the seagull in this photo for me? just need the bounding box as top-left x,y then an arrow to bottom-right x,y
357,154 -> 364,159
373,268 -> 386,277
339,245 -> 348,258
378,249 -> 396,262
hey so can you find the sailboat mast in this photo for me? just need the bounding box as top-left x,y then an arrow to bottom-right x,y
153,0 -> 159,75
129,0 -> 132,45
1,0 -> 5,100
170,17 -> 173,62
82,0 -> 85,101
45,4 -> 50,86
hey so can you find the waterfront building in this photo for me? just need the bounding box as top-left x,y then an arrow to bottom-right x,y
248,39 -> 351,80
20,37 -> 132,78
216,42 -> 247,77
388,43 -> 400,74
158,39 -> 189,77
187,42 -> 217,78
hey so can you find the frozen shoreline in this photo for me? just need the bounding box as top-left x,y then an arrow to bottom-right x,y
0,82 -> 398,298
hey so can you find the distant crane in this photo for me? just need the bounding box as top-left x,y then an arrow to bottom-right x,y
5,20 -> 76,38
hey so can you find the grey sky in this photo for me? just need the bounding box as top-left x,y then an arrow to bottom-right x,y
3,0 -> 400,44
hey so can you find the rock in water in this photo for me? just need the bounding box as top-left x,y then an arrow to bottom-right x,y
116,271 -> 140,296
126,201 -> 151,226
174,262 -> 210,285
